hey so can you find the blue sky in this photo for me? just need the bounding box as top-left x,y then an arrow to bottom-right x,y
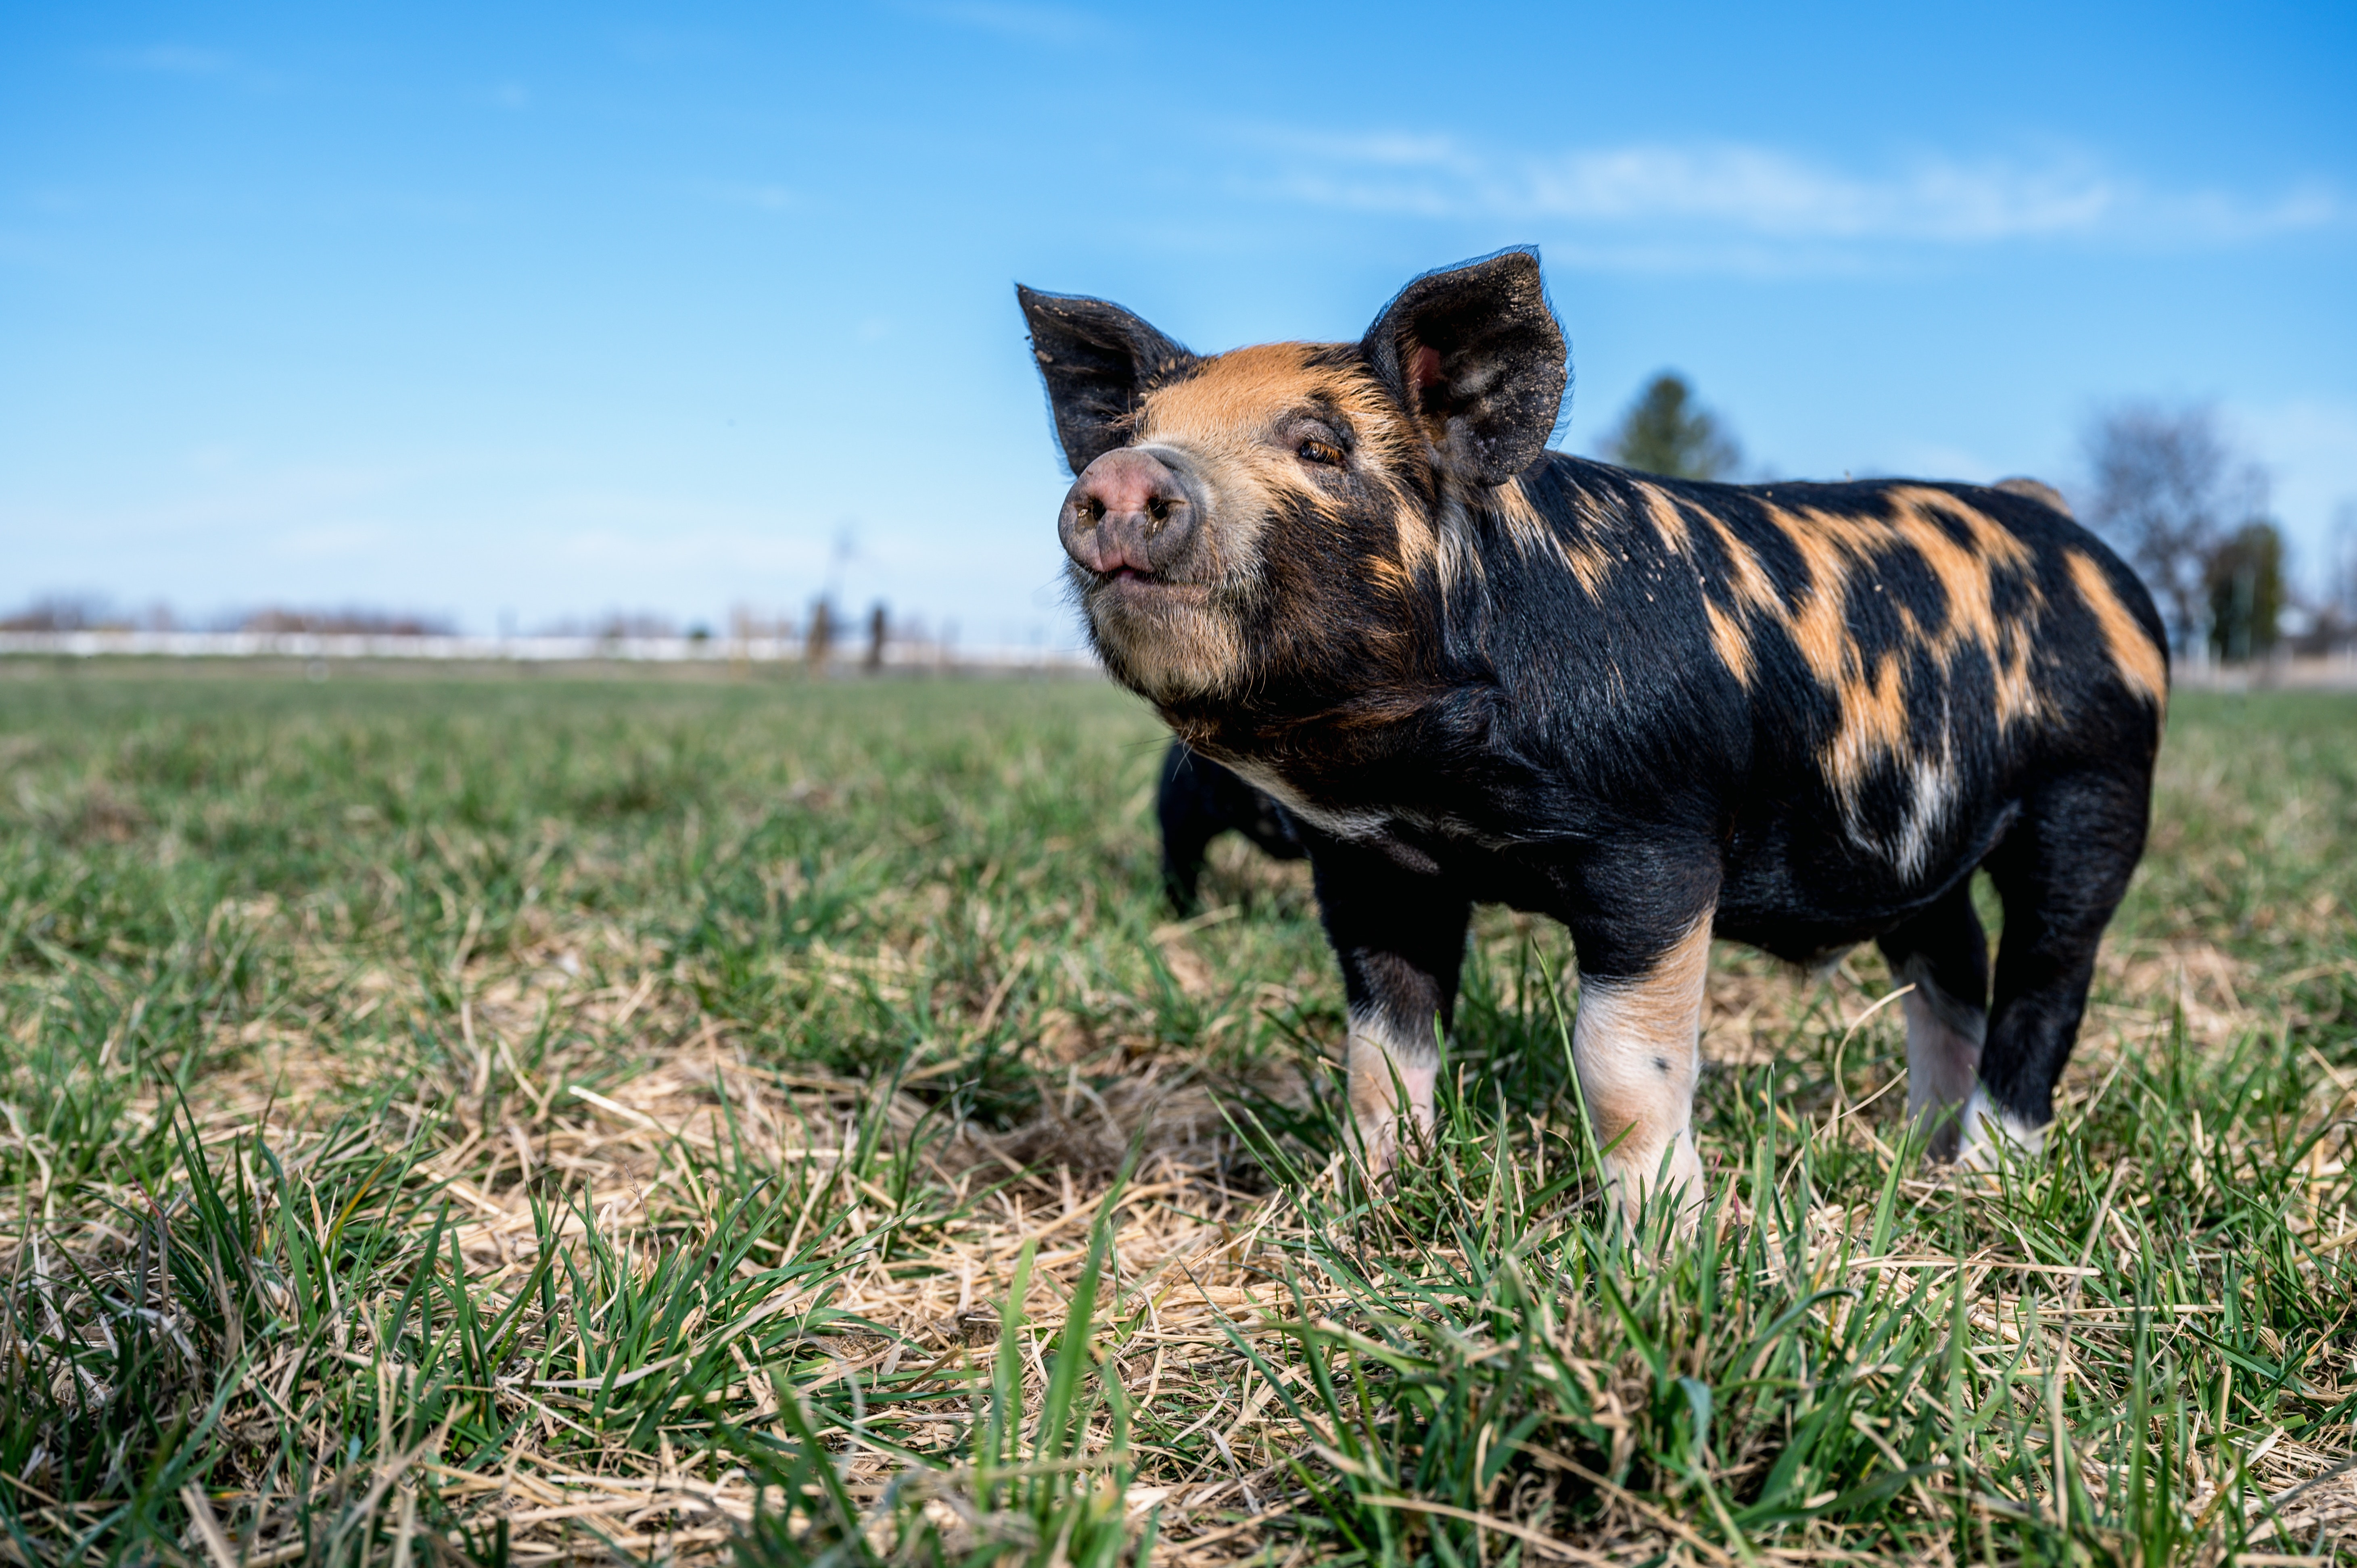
4,1 -> 2353,645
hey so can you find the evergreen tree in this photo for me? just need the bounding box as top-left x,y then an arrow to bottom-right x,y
2207,520 -> 2284,663
1603,373 -> 1742,481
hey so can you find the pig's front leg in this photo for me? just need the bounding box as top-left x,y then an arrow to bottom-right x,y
1306,837 -> 1472,1175
1559,858 -> 1721,1231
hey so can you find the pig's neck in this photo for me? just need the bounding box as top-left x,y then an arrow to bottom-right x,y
1151,457 -> 1662,806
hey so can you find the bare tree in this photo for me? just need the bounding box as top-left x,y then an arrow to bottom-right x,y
0,595 -> 117,632
2079,402 -> 2268,655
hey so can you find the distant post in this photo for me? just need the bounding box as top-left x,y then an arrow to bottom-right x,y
806,598 -> 834,673
865,603 -> 888,672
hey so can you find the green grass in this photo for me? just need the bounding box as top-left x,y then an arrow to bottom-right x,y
2,665 -> 2353,1566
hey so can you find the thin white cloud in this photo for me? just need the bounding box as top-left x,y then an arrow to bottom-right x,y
118,44 -> 236,75
905,2 -> 1116,47
1249,130 -> 2350,252
696,180 -> 798,213
103,44 -> 280,91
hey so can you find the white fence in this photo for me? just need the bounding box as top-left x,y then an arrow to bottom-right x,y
0,629 -> 1099,671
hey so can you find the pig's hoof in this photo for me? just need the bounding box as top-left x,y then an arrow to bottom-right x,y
1955,1088 -> 2048,1171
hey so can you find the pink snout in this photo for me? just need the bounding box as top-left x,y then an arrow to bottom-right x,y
1059,449 -> 1199,578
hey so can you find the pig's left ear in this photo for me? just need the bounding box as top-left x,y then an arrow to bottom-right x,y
1017,285 -> 1196,475
1361,248 -> 1567,486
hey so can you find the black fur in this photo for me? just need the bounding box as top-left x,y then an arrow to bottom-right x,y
1360,247 -> 1570,484
1027,253 -> 2169,1154
1015,285 -> 1195,475
1157,740 -> 1306,914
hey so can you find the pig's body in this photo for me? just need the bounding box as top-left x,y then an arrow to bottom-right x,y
1020,251 -> 2165,1221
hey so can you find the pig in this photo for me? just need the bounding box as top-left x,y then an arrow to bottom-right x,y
1018,249 -> 2166,1224
1157,739 -> 1307,915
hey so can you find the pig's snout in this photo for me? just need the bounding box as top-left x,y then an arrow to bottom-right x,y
1060,449 -> 1199,579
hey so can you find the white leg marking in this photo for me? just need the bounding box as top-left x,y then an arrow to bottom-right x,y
1574,919 -> 1711,1230
1346,1008 -> 1438,1176
1898,963 -> 1985,1163
1956,1085 -> 2048,1169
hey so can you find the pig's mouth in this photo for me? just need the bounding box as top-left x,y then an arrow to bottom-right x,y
1083,563 -> 1208,599
1073,563 -> 1218,653
1072,531 -> 1200,592
1072,557 -> 1241,700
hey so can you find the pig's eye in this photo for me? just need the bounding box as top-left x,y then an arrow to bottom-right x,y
1297,438 -> 1346,467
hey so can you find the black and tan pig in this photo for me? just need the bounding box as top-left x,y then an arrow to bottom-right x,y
1020,249 -> 2166,1225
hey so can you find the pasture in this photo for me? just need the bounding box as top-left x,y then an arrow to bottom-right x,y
3,665 -> 2354,1566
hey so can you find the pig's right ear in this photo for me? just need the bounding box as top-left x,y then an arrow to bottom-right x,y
1017,285 -> 1195,475
1360,248 -> 1568,487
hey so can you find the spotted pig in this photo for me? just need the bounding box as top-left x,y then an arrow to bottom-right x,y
1019,249 -> 2166,1224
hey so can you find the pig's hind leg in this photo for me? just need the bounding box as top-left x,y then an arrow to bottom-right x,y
1307,839 -> 1472,1174
1965,771 -> 2149,1165
1875,880 -> 1991,1162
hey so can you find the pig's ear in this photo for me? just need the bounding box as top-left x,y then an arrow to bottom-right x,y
1360,248 -> 1568,486
1017,285 -> 1195,475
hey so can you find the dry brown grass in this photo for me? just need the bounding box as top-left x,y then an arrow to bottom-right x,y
5,676 -> 2355,1566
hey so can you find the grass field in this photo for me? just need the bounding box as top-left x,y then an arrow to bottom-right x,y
3,664 -> 2355,1568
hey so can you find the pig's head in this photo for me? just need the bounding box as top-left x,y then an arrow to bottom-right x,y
1018,249 -> 1567,705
